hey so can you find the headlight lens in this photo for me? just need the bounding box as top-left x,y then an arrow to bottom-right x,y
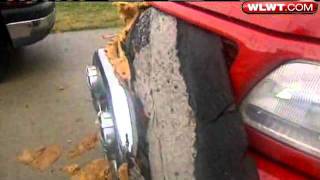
241,61 -> 320,158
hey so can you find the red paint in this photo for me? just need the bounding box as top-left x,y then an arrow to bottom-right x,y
242,2 -> 318,14
247,127 -> 320,178
187,2 -> 320,41
249,151 -> 308,180
150,2 -> 320,179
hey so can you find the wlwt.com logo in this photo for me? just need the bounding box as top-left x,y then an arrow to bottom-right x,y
243,1 -> 318,14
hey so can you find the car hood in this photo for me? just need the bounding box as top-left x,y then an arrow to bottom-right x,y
186,2 -> 320,41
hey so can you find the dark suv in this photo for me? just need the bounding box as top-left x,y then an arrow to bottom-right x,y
0,1 -> 55,80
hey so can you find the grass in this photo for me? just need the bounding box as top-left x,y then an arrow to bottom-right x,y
52,2 -> 123,33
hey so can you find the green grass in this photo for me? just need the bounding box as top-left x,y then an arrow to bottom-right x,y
52,2 -> 123,33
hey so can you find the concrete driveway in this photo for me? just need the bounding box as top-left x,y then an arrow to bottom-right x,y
0,29 -> 117,180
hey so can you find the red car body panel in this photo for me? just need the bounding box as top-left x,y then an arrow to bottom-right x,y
150,2 -> 320,179
188,2 -> 320,41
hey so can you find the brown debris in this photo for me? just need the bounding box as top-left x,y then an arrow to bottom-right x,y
17,144 -> 62,171
58,86 -> 65,91
17,149 -> 35,165
105,2 -> 149,82
67,133 -> 99,159
63,160 -> 135,180
68,159 -> 113,180
62,164 -> 81,175
116,2 -> 141,24
118,163 -> 129,180
102,33 -> 116,40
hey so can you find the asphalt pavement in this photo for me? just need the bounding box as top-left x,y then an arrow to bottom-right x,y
0,29 -> 117,180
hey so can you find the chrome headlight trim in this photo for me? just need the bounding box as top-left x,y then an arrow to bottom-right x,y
98,48 -> 136,154
87,49 -> 138,165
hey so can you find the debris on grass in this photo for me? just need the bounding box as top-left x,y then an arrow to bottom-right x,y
67,133 -> 99,159
17,144 -> 62,171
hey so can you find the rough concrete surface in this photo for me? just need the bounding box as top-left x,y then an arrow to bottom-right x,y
0,29 -> 117,180
132,9 -> 196,180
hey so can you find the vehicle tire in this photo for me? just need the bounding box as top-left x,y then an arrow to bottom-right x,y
124,8 -> 258,180
0,40 -> 8,82
0,19 -> 9,82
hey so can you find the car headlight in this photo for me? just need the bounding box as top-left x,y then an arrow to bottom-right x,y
241,61 -> 320,158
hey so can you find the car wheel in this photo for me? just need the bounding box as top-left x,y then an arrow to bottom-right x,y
0,41 -> 8,82
124,8 -> 258,180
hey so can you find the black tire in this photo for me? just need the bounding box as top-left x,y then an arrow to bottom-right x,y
0,17 -> 9,82
125,8 -> 258,180
0,40 -> 9,82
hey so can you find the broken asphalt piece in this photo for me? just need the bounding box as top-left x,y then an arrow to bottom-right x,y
67,133 -> 99,159
17,144 -> 62,171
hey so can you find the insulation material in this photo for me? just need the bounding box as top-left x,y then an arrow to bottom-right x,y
68,159 -> 113,180
17,144 -> 62,171
68,133 -> 99,159
118,163 -> 129,180
62,163 -> 81,175
105,2 -> 149,82
63,160 -> 131,180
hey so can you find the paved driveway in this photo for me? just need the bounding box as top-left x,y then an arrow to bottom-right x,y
0,29 -> 117,180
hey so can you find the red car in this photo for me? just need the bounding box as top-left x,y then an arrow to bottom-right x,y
87,2 -> 320,179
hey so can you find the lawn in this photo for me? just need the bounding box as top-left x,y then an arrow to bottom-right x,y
53,2 -> 123,32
